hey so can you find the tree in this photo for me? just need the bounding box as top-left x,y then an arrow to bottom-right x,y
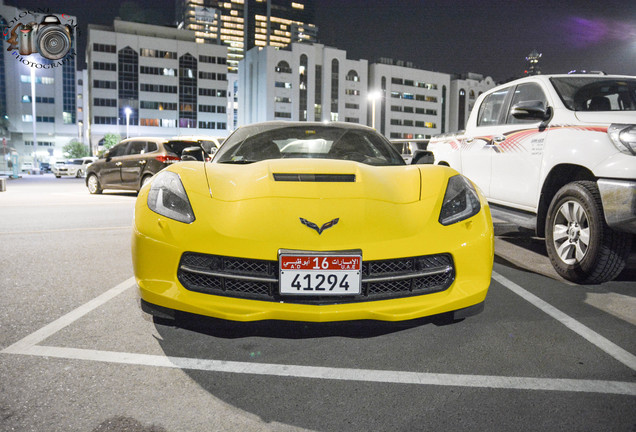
63,140 -> 89,158
102,133 -> 121,150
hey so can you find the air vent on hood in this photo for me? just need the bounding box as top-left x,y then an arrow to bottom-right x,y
273,173 -> 356,182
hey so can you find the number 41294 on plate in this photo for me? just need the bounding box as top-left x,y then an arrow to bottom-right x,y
279,252 -> 362,296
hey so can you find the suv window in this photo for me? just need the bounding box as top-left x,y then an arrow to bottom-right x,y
108,143 -> 127,157
477,88 -> 510,126
507,83 -> 548,124
146,141 -> 158,152
550,77 -> 636,111
127,141 -> 146,155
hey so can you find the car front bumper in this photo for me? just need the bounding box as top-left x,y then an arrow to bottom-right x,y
132,211 -> 493,323
598,179 -> 636,234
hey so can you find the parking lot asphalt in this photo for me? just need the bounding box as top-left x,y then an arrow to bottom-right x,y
1,175 -> 635,432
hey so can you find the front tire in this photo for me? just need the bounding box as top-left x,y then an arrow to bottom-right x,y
76,169 -> 83,178
545,181 -> 631,284
87,174 -> 103,194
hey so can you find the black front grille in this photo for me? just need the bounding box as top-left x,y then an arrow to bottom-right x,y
177,252 -> 455,304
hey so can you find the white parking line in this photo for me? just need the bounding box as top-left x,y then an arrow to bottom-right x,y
11,344 -> 636,396
2,277 -> 134,354
2,275 -> 635,396
492,271 -> 636,371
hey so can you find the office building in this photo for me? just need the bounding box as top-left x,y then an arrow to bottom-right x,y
369,59 -> 451,139
176,0 -> 317,72
238,43 -> 368,125
87,19 -> 230,153
0,0 -> 79,165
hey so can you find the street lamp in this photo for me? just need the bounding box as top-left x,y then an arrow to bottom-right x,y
368,91 -> 381,130
124,107 -> 132,138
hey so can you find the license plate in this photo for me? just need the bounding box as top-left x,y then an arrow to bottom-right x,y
279,250 -> 362,296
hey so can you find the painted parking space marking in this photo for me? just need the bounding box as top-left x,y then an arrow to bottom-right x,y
492,271 -> 636,371
2,275 -> 635,396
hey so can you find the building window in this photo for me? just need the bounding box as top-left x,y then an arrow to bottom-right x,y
275,61 -> 292,74
93,61 -> 117,71
140,101 -> 177,110
346,70 -> 359,82
199,71 -> 217,80
199,88 -> 216,96
140,84 -> 177,93
315,64 -> 322,120
198,104 -> 216,113
141,49 -> 176,59
458,89 -> 466,130
118,46 -> 139,126
93,80 -> 116,89
180,53 -> 198,127
331,59 -> 339,118
198,121 -> 215,129
140,66 -> 176,76
93,43 -> 116,53
94,116 -> 118,125
299,54 -> 308,121
275,111 -> 292,118
199,55 -> 216,64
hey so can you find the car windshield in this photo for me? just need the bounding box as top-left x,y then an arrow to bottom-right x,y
215,125 -> 405,166
70,159 -> 84,165
550,77 -> 636,111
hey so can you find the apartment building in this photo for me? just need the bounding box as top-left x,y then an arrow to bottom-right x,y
368,59 -> 451,139
87,19 -> 230,153
238,43 -> 368,125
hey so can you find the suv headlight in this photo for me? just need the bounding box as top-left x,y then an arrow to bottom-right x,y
608,124 -> 636,155
147,171 -> 195,223
439,175 -> 481,226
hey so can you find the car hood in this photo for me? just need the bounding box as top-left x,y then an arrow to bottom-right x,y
574,111 -> 636,125
204,159 -> 422,204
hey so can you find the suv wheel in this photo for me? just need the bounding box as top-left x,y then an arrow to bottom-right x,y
87,174 -> 103,194
140,174 -> 153,190
545,181 -> 631,284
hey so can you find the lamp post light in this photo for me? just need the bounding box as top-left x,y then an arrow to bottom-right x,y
368,91 -> 381,130
124,107 -> 132,138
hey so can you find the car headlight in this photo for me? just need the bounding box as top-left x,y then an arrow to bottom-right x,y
147,171 -> 195,223
608,124 -> 636,155
439,175 -> 481,226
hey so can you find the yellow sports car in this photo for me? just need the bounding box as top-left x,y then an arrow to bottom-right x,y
132,122 -> 494,323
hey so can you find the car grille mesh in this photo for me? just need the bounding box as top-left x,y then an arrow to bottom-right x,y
178,252 -> 454,304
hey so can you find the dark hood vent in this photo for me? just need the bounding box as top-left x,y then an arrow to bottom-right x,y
273,173 -> 356,182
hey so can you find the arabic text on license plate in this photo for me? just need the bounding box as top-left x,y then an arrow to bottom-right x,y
279,254 -> 361,296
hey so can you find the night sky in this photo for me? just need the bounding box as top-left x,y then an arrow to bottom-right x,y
5,0 -> 636,82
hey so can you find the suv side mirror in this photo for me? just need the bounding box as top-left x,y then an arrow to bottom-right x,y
411,150 -> 434,165
510,100 -> 552,121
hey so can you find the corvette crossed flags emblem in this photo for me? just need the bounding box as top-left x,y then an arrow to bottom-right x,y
299,218 -> 339,235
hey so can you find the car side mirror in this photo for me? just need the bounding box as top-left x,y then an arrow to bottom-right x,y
411,150 -> 434,165
510,100 -> 552,121
181,146 -> 205,162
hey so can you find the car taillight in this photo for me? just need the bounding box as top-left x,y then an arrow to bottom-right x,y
155,155 -> 181,164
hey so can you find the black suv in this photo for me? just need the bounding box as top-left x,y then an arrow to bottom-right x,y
85,137 -> 212,194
